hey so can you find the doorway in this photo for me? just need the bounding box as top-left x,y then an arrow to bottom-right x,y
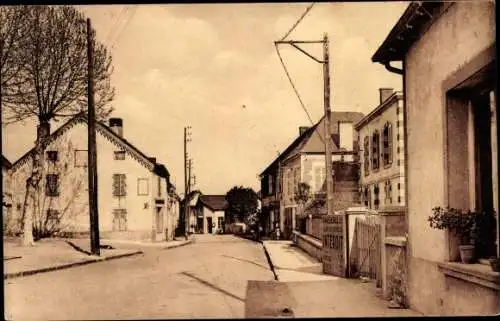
207,217 -> 213,234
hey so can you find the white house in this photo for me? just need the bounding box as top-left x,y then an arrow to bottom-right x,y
7,113 -> 178,242
355,89 -> 406,210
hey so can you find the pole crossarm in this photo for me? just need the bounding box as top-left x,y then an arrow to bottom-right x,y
275,40 -> 324,44
290,43 -> 324,64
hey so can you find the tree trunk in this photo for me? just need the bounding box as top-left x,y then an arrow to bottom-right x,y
22,121 -> 50,246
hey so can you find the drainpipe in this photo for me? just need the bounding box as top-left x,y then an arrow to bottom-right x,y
384,61 -> 403,75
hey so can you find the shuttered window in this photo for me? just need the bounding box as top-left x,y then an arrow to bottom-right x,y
113,174 -> 127,197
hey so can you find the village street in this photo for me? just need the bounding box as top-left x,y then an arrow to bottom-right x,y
4,235 -> 275,320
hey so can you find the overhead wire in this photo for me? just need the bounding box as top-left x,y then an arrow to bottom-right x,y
274,2 -> 326,145
280,3 -> 315,41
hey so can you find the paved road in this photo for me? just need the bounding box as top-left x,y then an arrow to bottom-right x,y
4,235 -> 275,320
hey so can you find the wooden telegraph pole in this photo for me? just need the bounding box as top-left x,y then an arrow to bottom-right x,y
322,33 -> 334,216
87,18 -> 100,255
275,34 -> 334,215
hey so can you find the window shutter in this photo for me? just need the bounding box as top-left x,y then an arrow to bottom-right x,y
388,124 -> 393,164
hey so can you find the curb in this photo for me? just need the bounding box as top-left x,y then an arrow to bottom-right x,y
162,239 -> 193,250
4,250 -> 143,280
262,243 -> 279,281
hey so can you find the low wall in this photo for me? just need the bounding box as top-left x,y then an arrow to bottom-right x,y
385,236 -> 408,307
293,230 -> 323,262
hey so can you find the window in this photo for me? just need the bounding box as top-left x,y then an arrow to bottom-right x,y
114,151 -> 125,160
45,174 -> 59,197
46,151 -> 58,162
374,184 -> 380,209
287,169 -> 293,200
398,196 -> 401,203
385,181 -> 393,204
157,177 -> 162,197
113,174 -> 127,197
382,123 -> 393,166
218,217 -> 224,230
364,136 -> 370,175
372,131 -> 380,171
268,175 -> 274,195
74,150 -> 87,167
314,166 -> 326,192
112,209 -> 127,231
137,178 -> 149,196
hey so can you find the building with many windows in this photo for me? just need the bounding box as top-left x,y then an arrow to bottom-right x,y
7,114 -> 178,242
356,88 -> 405,210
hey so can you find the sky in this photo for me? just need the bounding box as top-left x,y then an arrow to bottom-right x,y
1,2 -> 408,196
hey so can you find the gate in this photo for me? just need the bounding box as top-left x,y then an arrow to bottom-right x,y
322,214 -> 348,277
350,217 -> 381,285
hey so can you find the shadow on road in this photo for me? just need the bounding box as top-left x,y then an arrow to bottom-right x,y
179,271 -> 245,302
221,254 -> 270,271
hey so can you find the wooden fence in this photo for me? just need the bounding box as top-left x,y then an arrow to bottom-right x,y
350,216 -> 381,285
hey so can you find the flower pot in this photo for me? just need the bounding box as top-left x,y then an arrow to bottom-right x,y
458,245 -> 475,264
489,258 -> 500,272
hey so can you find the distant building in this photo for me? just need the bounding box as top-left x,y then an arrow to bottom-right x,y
373,0 -> 497,315
185,192 -> 227,234
8,114 -> 178,242
355,89 -> 405,209
260,112 -> 364,239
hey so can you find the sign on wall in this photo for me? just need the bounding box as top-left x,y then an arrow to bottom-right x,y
322,214 -> 348,277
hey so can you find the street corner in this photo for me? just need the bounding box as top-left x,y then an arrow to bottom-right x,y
245,280 -> 297,318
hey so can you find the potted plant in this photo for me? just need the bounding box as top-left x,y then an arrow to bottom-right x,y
488,257 -> 500,272
428,207 -> 477,264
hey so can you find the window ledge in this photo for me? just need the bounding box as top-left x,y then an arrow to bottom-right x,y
438,262 -> 500,291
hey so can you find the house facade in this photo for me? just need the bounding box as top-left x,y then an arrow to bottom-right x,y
356,89 -> 406,210
7,114 -> 178,242
199,195 -> 226,234
261,112 -> 364,239
373,1 -> 498,315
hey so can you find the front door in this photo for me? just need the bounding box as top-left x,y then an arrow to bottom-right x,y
155,206 -> 164,241
207,217 -> 213,234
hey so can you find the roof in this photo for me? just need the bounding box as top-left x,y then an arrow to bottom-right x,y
355,92 -> 403,130
372,1 -> 448,63
296,112 -> 365,156
2,155 -> 12,169
260,111 -> 364,175
260,123 -> 319,176
199,195 -> 227,211
10,112 -> 166,174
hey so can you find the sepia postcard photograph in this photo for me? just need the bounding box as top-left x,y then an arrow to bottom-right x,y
1,1 -> 498,319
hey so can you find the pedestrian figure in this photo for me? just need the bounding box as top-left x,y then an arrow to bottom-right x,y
276,227 -> 280,240
258,225 -> 263,241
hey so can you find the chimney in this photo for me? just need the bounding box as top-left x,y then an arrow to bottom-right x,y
109,118 -> 123,137
379,88 -> 394,104
338,121 -> 354,152
299,126 -> 309,136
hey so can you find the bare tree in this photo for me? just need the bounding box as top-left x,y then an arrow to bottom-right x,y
1,6 -> 115,245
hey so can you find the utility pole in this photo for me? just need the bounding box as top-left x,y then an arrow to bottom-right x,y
275,34 -> 334,216
87,18 -> 100,255
322,33 -> 334,215
183,126 -> 192,239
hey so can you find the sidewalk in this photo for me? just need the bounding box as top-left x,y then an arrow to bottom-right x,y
257,240 -> 422,317
3,236 -> 190,280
